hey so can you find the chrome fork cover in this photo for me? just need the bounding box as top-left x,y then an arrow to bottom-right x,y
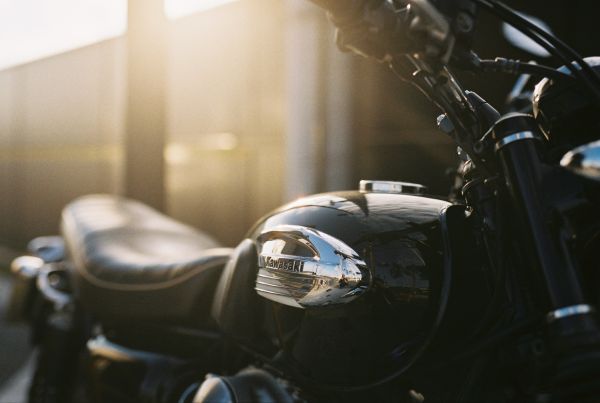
255,225 -> 369,308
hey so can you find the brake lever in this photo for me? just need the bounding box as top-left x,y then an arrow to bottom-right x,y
390,54 -> 494,175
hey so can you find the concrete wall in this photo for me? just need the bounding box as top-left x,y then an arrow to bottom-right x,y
165,0 -> 287,245
0,0 -> 289,248
0,0 -> 458,249
0,38 -> 126,247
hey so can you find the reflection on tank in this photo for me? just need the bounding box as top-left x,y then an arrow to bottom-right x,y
249,190 -> 451,383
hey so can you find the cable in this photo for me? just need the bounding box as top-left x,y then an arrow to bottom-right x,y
474,0 -> 568,64
473,0 -> 600,104
489,0 -> 600,88
475,0 -> 585,79
477,0 -> 600,102
479,58 -> 576,82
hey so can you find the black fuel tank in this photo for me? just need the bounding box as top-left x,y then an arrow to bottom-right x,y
250,191 -> 450,309
248,191 -> 453,384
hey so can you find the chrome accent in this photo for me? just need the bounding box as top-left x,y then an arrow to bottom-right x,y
87,335 -> 176,363
359,180 -> 426,195
256,225 -> 369,308
546,304 -> 595,323
495,131 -> 539,151
37,266 -> 72,310
560,140 -> 600,182
11,256 -> 44,279
27,236 -> 65,263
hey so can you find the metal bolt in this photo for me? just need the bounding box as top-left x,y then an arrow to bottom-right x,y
437,114 -> 455,135
456,12 -> 474,33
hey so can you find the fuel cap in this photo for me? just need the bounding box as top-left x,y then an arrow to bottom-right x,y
359,180 -> 426,194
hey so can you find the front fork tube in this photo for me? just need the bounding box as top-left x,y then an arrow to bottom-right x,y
491,114 -> 599,343
489,114 -> 600,401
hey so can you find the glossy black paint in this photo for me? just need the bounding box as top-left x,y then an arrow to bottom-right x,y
492,116 -> 591,325
250,191 -> 449,253
248,191 -> 452,384
500,141 -> 584,308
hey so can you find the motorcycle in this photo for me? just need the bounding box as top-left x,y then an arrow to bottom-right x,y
7,0 -> 600,402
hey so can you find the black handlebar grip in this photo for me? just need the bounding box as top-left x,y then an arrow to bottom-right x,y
310,0 -> 406,62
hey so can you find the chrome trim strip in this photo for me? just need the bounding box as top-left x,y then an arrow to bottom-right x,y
256,279 -> 313,292
546,304 -> 595,323
255,281 -> 289,289
254,288 -> 291,297
257,273 -> 280,279
257,271 -> 314,281
257,274 -> 314,288
256,225 -> 370,308
495,131 -> 538,151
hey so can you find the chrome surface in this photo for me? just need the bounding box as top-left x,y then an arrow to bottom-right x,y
494,131 -> 539,151
37,266 -> 72,310
359,180 -> 426,195
255,225 -> 369,308
87,335 -> 175,363
249,192 -> 451,378
546,304 -> 595,323
560,140 -> 600,182
27,236 -> 65,263
11,256 -> 44,279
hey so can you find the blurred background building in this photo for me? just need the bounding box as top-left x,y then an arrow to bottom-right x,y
0,0 -> 453,250
0,0 -> 596,250
0,0 -> 598,394
0,0 -> 590,249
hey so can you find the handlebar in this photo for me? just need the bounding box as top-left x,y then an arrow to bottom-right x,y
308,0 -> 488,173
309,0 -> 412,62
309,0 -> 475,64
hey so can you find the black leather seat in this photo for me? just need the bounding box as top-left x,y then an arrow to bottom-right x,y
61,194 -> 233,324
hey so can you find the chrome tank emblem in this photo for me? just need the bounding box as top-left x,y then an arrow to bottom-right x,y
255,225 -> 369,308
